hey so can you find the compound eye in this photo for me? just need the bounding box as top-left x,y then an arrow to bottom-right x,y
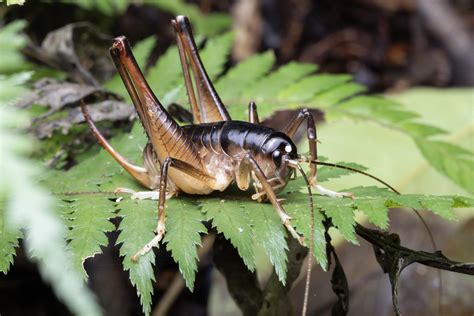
272,150 -> 282,167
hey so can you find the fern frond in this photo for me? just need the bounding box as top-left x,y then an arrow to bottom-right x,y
0,207 -> 22,273
163,198 -> 207,291
117,198 -> 156,316
58,195 -> 117,278
0,73 -> 101,315
203,199 -> 256,272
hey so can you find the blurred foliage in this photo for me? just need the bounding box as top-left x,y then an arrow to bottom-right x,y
0,65 -> 101,316
0,0 -> 25,6
56,0 -> 231,36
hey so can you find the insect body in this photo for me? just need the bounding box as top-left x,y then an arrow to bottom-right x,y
81,15 -> 353,314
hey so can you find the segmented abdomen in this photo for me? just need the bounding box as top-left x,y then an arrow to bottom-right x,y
183,121 -> 278,158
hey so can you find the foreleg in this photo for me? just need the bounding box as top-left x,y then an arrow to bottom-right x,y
245,154 -> 305,246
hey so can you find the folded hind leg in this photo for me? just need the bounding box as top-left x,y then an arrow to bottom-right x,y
81,103 -> 155,189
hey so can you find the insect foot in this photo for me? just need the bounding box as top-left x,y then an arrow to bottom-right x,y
131,223 -> 166,262
314,184 -> 355,199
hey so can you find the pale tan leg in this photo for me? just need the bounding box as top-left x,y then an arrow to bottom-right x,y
131,157 -> 217,262
81,103 -> 153,189
131,158 -> 172,262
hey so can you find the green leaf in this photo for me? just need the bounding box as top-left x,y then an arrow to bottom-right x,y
286,192 -> 328,269
419,197 -> 456,220
58,195 -> 117,278
400,122 -> 447,138
149,0 -> 231,36
59,0 -> 129,15
0,207 -> 22,274
0,74 -> 101,315
2,0 -> 26,5
248,203 -> 288,284
218,51 -> 275,103
338,95 -> 420,124
312,82 -> 366,107
354,199 -> 389,229
146,45 -> 181,101
117,198 -> 156,316
203,199 -> 255,271
242,62 -> 318,101
387,194 -> 456,221
278,74 -> 352,102
164,198 -> 207,291
415,139 -> 474,192
0,20 -> 27,73
321,199 -> 357,244
200,32 -> 235,80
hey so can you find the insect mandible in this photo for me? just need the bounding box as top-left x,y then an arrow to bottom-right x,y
81,15 -> 395,314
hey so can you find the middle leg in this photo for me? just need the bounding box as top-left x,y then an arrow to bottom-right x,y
283,109 -> 353,199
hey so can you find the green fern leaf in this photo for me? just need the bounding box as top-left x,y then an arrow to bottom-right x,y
0,20 -> 27,73
217,51 -> 275,103
200,32 -> 235,80
312,82 -> 366,107
338,95 -> 420,124
242,62 -> 318,100
418,197 -> 456,220
116,198 -> 156,316
320,198 -> 357,244
58,195 -> 116,278
1,72 -> 101,315
203,199 -> 255,271
400,122 -> 447,138
415,139 -> 474,192
149,0 -> 231,36
60,0 -> 129,15
354,199 -> 389,229
248,203 -> 288,284
163,198 -> 207,291
278,74 -> 352,102
0,207 -> 23,274
285,193 -> 328,269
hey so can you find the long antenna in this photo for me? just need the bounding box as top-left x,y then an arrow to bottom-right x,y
307,159 -> 400,194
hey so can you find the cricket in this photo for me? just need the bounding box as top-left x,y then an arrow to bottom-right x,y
81,15 -> 400,315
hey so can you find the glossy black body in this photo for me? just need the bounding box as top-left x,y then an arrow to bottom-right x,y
182,120 -> 297,159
